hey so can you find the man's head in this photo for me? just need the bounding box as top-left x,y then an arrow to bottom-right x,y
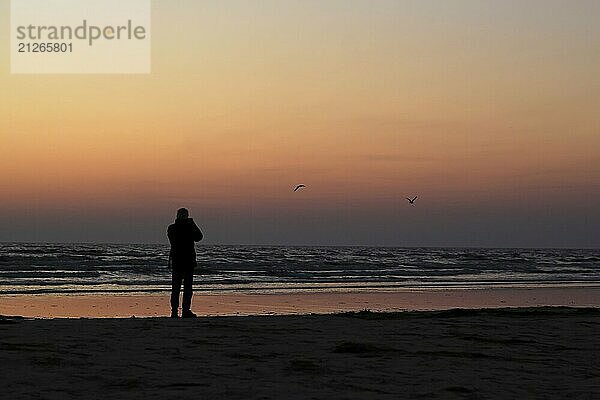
176,208 -> 189,220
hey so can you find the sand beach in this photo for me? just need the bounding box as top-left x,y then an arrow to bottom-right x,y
1,288 -> 599,399
1,307 -> 599,399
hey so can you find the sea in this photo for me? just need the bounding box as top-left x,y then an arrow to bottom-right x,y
0,243 -> 599,295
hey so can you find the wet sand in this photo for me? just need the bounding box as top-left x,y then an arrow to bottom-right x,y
1,287 -> 599,318
1,307 -> 599,399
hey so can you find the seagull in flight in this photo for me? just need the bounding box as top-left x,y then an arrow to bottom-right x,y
406,196 -> 418,205
294,184 -> 306,192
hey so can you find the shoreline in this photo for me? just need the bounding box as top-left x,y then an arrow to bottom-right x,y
1,286 -> 599,318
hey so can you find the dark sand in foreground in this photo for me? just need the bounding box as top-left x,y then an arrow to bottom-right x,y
1,308 -> 599,399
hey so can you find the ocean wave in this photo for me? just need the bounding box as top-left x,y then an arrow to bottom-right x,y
0,244 -> 599,295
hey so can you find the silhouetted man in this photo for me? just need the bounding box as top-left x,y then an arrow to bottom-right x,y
167,208 -> 203,318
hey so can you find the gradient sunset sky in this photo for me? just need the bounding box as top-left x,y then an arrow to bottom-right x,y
1,0 -> 599,246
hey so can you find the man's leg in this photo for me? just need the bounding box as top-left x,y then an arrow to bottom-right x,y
171,269 -> 183,316
181,268 -> 195,316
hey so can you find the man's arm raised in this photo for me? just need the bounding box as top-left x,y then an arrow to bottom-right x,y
190,219 -> 203,242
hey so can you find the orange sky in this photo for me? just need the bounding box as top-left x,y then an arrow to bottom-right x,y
1,1 -> 599,246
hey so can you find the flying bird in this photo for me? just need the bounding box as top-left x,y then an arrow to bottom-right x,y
406,196 -> 418,205
294,184 -> 306,192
